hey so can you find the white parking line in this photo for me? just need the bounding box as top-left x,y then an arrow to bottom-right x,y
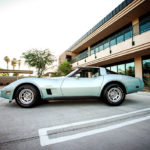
38,108 -> 150,146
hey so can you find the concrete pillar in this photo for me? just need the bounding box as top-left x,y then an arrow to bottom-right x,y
88,46 -> 91,56
132,18 -> 140,36
134,57 -> 143,79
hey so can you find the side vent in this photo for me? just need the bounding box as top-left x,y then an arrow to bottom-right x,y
46,89 -> 52,95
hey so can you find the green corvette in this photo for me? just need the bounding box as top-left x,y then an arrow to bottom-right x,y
0,67 -> 144,108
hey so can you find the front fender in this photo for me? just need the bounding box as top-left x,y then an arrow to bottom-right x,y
8,77 -> 64,101
0,79 -> 44,101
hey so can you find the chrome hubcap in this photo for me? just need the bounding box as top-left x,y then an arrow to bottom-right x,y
107,87 -> 122,102
19,89 -> 34,104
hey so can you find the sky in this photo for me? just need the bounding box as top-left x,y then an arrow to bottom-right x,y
0,0 -> 123,70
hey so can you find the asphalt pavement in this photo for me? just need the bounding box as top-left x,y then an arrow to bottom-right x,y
0,90 -> 150,150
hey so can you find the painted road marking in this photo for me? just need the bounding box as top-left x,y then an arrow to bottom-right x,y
39,115 -> 150,146
38,108 -> 150,146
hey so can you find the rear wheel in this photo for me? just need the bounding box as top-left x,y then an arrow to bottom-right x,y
102,84 -> 125,106
15,84 -> 40,108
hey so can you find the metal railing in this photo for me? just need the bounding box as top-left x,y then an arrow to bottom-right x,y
72,50 -> 88,63
71,17 -> 150,64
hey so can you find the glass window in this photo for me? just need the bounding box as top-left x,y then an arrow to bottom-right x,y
106,67 -> 111,70
79,50 -> 88,60
110,38 -> 116,46
142,58 -> 150,87
99,44 -> 103,51
118,64 -> 125,75
140,15 -> 150,33
104,41 -> 109,49
106,69 -> 117,74
111,65 -> 117,72
124,30 -> 132,40
140,21 -> 150,33
103,60 -> 136,77
95,47 -> 99,53
117,33 -> 124,44
126,62 -> 135,77
90,49 -> 95,55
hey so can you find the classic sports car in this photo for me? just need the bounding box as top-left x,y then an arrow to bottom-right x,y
0,67 -> 144,108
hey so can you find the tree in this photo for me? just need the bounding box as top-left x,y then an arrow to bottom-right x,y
22,49 -> 55,77
11,58 -> 17,70
58,61 -> 72,76
4,56 -> 10,69
18,60 -> 21,70
51,61 -> 72,77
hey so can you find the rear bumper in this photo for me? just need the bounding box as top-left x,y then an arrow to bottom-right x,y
138,78 -> 144,91
126,78 -> 144,94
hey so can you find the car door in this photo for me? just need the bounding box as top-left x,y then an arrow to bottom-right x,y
61,68 -> 104,97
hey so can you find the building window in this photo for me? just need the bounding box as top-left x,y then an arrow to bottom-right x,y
104,41 -> 109,49
124,29 -> 132,40
99,44 -> 103,51
66,55 -> 72,62
104,60 -> 135,77
79,50 -> 88,59
110,38 -> 116,46
111,65 -> 117,72
118,64 -> 125,75
90,48 -> 95,55
142,57 -> 150,88
126,62 -> 135,77
140,13 -> 150,34
116,33 -> 124,44
95,47 -> 99,53
106,67 -> 111,70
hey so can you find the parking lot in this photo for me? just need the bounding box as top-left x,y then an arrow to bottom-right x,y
0,89 -> 150,150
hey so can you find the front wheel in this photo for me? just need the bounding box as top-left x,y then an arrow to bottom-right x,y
103,84 -> 125,106
15,85 -> 40,108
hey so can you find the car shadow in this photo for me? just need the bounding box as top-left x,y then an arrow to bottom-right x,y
2,97 -> 143,109
123,98 -> 141,105
38,97 -> 141,108
39,99 -> 105,107
1,98 -> 104,109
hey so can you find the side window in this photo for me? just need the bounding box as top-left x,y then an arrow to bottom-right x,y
72,68 -> 100,78
91,68 -> 100,77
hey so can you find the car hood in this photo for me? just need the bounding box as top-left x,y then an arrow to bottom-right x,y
4,77 -> 65,90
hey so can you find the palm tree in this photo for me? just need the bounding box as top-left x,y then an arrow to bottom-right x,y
18,60 -> 21,70
4,56 -> 10,69
11,58 -> 17,70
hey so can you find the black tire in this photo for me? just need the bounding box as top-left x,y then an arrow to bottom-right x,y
102,83 -> 125,106
15,84 -> 40,108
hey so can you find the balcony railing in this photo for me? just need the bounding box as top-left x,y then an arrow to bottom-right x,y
72,50 -> 88,63
71,16 -> 150,64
